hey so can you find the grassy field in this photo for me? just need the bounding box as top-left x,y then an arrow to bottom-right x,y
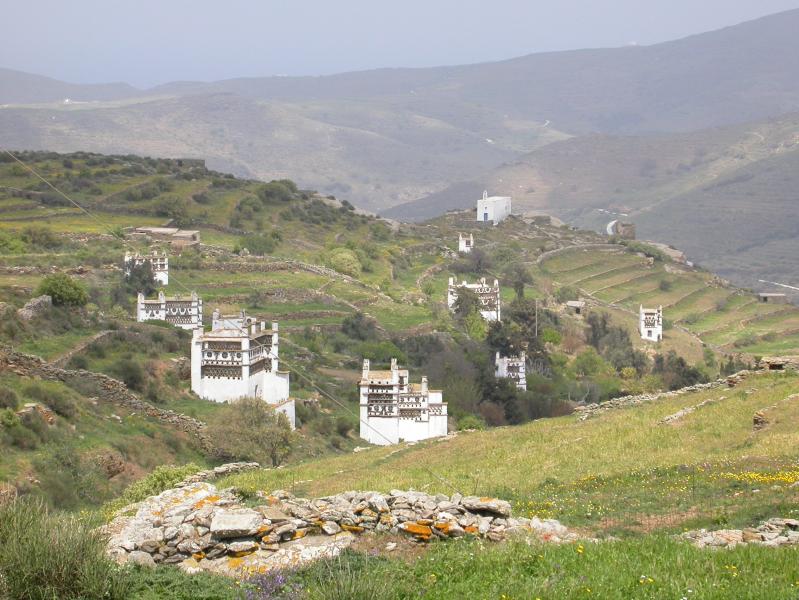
221,371 -> 799,534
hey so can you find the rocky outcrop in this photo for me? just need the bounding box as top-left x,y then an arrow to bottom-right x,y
105,483 -> 583,577
574,371 -> 751,421
0,345 -> 210,451
682,518 -> 799,548
16,295 -> 52,321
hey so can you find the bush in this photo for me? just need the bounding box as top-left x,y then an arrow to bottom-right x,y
341,312 -> 378,341
207,398 -> 293,466
21,226 -> 61,250
0,499 -> 129,599
554,286 -> 579,303
36,273 -> 89,306
0,388 -> 19,410
24,382 -> 77,418
457,414 -> 486,431
112,358 -> 146,391
238,233 -> 277,256
326,248 -> 362,277
102,463 -> 201,518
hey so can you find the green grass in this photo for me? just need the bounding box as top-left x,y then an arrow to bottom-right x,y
289,537 -> 799,600
221,372 -> 799,522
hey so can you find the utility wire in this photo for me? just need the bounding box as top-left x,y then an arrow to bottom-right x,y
0,148 -> 463,493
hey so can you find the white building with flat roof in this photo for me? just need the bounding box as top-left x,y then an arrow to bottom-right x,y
136,291 -> 202,330
359,358 -> 447,445
495,352 -> 527,391
191,312 -> 294,428
639,305 -> 663,342
476,191 -> 512,225
458,233 -> 474,254
447,277 -> 501,322
124,250 -> 169,286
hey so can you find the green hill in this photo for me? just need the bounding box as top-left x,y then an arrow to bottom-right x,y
2,150 -> 799,598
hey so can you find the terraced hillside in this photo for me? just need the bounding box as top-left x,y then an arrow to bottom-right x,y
4,150 -> 799,512
540,245 -> 799,356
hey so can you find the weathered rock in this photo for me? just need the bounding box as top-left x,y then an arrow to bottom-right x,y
321,521 -> 341,535
461,496 -> 512,517
209,509 -> 262,539
128,550 -> 156,568
227,540 -> 258,556
17,295 -> 51,321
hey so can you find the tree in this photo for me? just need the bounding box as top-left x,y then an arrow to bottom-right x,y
125,261 -> 156,296
452,287 -> 481,319
207,397 -> 293,466
452,248 -> 493,275
504,264 -> 533,299
653,351 -> 706,390
36,274 -> 88,306
341,312 -> 378,341
257,181 -> 295,203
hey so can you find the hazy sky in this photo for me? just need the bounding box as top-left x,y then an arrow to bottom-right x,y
2,0 -> 798,87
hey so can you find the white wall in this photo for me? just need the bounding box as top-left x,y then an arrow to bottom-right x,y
476,195 -> 512,224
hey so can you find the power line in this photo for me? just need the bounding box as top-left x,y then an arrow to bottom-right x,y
0,148 -> 463,493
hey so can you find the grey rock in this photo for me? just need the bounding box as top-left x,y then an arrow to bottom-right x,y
209,509 -> 262,538
128,551 -> 156,568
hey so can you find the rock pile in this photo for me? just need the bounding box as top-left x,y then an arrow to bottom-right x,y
682,518 -> 799,548
105,483 -> 581,576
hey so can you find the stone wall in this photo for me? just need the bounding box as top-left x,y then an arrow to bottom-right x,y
105,483 -> 584,575
0,345 -> 211,451
573,370 -> 751,421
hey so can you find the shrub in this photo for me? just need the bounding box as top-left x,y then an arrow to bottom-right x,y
112,358 -> 146,391
540,328 -> 562,345
0,499 -> 129,599
24,382 -> 77,418
21,226 -> 61,250
35,273 -> 89,306
0,388 -> 19,410
457,414 -> 486,431
554,286 -> 579,303
658,279 -> 672,292
238,233 -> 277,256
326,248 -> 361,277
207,398 -> 293,466
102,463 -> 201,519
341,312 -> 378,341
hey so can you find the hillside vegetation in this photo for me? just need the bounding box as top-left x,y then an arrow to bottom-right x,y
1,151 -> 799,597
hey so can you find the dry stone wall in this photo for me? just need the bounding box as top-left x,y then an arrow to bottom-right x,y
682,518 -> 799,548
573,371 -> 751,421
105,482 -> 584,576
0,345 -> 211,451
